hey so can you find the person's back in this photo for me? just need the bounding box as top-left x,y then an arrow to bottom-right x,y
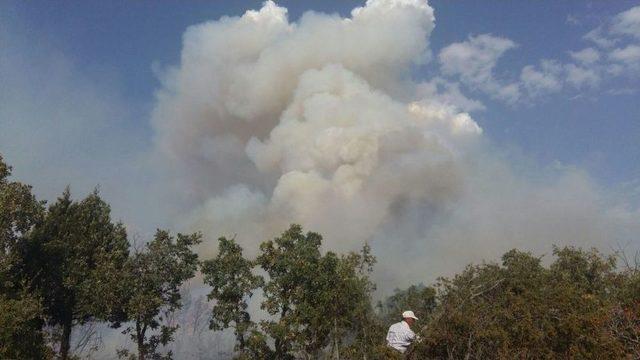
385,311 -> 418,354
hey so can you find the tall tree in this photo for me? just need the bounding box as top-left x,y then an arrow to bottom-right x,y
201,237 -> 264,357
26,188 -> 130,360
0,155 -> 44,280
256,224 -> 326,358
115,230 -> 201,360
319,244 -> 378,360
0,154 -> 50,359
205,224 -> 378,359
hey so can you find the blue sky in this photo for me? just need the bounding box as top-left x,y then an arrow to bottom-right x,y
4,3 -> 640,354
1,0 -> 639,239
3,0 -> 638,182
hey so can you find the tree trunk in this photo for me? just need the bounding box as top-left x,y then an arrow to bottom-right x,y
275,336 -> 284,357
362,315 -> 368,360
238,333 -> 245,351
136,321 -> 146,360
333,318 -> 340,360
275,305 -> 289,357
60,316 -> 73,360
236,317 -> 246,352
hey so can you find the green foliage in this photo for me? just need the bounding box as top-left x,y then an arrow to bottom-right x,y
25,188 -> 130,359
410,247 -> 639,359
115,230 -> 201,360
0,155 -> 49,359
0,287 -> 51,359
201,237 -> 263,356
330,243 -> 381,360
0,154 -> 44,289
256,224 -> 325,358
205,224 -> 378,359
258,225 -> 378,358
3,154 -> 640,359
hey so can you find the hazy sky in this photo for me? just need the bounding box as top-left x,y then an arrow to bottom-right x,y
3,4 -> 640,357
1,1 -> 639,261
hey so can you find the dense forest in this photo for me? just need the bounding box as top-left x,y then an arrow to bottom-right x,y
1,153 -> 639,359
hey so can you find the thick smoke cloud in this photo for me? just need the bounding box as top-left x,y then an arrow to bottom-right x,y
152,0 -> 640,292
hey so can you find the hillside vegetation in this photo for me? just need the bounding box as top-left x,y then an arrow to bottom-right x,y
2,154 -> 639,359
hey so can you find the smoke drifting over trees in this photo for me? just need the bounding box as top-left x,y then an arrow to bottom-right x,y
2,154 -> 640,359
149,0 -> 640,291
2,0 -> 640,358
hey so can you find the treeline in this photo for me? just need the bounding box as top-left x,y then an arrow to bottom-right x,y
1,153 -> 639,360
1,155 -> 200,360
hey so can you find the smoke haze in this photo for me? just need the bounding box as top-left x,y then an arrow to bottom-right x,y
3,1 -> 640,358
150,0 -> 640,292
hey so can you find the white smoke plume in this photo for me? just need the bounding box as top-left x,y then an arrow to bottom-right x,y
151,0 -> 640,292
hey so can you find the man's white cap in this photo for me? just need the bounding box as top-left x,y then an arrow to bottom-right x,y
402,310 -> 418,320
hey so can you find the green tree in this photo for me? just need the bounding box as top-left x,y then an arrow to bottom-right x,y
412,247 -> 632,359
328,244 -> 379,360
610,267 -> 640,358
201,237 -> 264,357
205,224 -> 378,359
0,291 -> 51,359
26,188 -> 130,360
0,154 -> 50,359
116,230 -> 201,360
257,225 -> 324,358
0,155 -> 45,280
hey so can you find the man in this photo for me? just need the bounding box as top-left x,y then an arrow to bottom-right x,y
386,310 -> 419,354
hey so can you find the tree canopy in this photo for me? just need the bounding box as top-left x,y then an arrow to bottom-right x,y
25,188 -> 130,359
203,224 -> 378,360
413,247 -> 640,359
0,155 -> 49,359
1,154 -> 639,359
115,230 -> 201,360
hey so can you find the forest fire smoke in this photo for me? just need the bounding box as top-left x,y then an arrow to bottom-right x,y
152,0 -> 640,289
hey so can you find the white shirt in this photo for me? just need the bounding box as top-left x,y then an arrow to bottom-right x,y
386,320 -> 416,353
